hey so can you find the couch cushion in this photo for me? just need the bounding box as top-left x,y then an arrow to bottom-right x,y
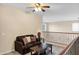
26,43 -> 33,48
30,36 -> 36,42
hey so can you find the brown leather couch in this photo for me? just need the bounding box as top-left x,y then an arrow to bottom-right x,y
15,34 -> 41,55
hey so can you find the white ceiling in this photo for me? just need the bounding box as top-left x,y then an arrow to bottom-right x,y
43,3 -> 79,22
1,3 -> 79,22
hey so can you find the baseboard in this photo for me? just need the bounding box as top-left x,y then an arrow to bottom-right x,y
0,49 -> 14,55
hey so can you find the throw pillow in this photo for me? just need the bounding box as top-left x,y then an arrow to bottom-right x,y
26,37 -> 31,42
23,37 -> 28,45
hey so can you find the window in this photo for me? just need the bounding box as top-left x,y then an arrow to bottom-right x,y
41,23 -> 47,31
72,23 -> 79,32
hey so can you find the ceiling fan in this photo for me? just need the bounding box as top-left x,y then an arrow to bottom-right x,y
27,3 -> 50,12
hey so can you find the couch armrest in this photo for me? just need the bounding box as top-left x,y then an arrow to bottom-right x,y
15,41 -> 25,51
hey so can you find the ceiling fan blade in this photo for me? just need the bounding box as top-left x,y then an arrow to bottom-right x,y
42,6 -> 50,8
41,9 -> 45,12
35,3 -> 40,6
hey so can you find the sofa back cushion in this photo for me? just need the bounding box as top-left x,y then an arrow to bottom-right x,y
30,36 -> 36,42
23,36 -> 32,45
16,35 -> 36,45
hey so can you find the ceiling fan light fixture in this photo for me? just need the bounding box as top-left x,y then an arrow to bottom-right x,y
35,3 -> 40,7
34,8 -> 38,11
29,3 -> 50,12
38,7 -> 42,11
34,7 -> 41,12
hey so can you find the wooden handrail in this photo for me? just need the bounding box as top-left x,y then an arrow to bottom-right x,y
59,37 -> 78,55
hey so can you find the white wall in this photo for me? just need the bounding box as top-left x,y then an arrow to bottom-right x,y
47,21 -> 73,32
0,5 -> 41,54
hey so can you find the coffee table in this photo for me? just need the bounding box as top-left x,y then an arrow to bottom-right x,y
30,45 -> 45,55
30,43 -> 52,55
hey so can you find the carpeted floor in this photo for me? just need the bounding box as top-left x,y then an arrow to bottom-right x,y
4,51 -> 31,55
4,45 -> 64,55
